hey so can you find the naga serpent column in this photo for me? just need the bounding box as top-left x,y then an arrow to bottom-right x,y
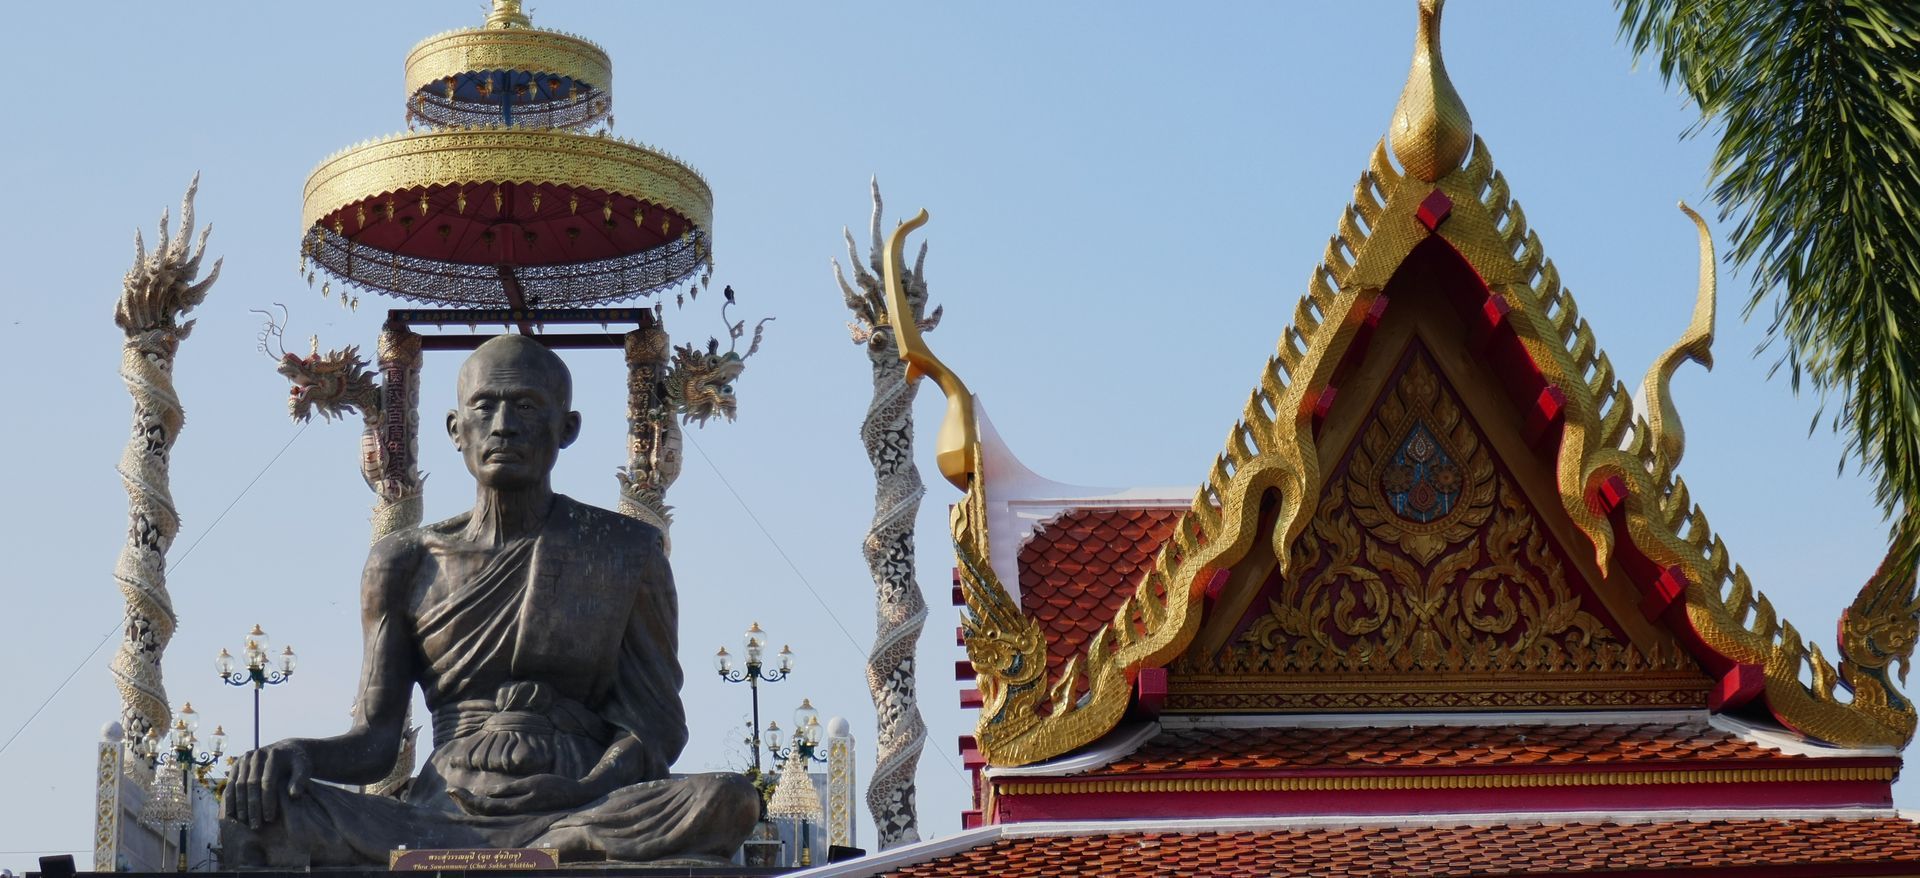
111,177 -> 221,766
834,181 -> 939,847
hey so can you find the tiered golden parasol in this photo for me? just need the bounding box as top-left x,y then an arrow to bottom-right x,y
298,0 -> 712,309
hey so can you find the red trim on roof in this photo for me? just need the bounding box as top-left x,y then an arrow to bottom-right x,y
877,818 -> 1920,877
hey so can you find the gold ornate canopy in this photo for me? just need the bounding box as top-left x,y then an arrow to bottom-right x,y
298,0 -> 712,308
893,0 -> 1920,767
403,0 -> 612,131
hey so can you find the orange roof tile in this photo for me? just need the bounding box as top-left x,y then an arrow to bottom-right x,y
1085,720 -> 1825,775
1018,508 -> 1180,681
879,817 -> 1920,877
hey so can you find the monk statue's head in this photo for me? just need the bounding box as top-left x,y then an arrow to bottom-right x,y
447,334 -> 581,490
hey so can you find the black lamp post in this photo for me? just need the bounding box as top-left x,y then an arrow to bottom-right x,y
145,704 -> 224,873
713,622 -> 794,778
764,699 -> 828,765
216,624 -> 296,750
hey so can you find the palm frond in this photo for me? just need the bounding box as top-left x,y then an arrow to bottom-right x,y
1618,0 -> 1920,525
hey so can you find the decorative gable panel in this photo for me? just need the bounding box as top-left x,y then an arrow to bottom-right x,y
1171,341 -> 1709,712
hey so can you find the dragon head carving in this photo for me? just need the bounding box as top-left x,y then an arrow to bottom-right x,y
664,297 -> 771,427
255,306 -> 381,423
278,345 -> 379,423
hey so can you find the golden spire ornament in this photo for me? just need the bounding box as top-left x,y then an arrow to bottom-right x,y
1389,0 -> 1473,181
485,0 -> 531,30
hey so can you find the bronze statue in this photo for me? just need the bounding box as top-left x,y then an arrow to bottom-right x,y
221,335 -> 760,866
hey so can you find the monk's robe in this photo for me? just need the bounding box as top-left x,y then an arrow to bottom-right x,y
222,496 -> 758,866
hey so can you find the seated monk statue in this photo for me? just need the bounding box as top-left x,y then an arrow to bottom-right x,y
221,334 -> 760,866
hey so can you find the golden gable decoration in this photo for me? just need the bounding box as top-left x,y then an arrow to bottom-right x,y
881,0 -> 1920,767
1239,352 -> 1632,674
1169,349 -> 1705,713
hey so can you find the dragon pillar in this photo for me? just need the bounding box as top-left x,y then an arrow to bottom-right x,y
619,316 -> 678,536
371,323 -> 424,539
110,176 -> 221,768
617,303 -> 770,542
261,317 -> 418,794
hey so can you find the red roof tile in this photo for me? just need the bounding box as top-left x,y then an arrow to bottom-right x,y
1018,508 -> 1181,682
1086,720 -> 1813,775
880,817 -> 1920,877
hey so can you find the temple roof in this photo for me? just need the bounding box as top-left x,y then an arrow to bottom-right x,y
1088,718 -> 1831,774
802,813 -> 1920,878
976,712 -> 1897,824
847,0 -> 1920,874
1017,507 -> 1181,685
911,0 -> 1920,771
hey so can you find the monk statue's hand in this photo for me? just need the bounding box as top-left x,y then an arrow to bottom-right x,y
222,741 -> 312,829
448,774 -> 596,816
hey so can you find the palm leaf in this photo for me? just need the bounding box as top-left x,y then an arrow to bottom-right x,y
1617,0 -> 1920,539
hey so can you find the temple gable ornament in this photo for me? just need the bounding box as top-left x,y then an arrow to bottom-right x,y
1172,347 -> 1702,713
890,0 -> 1920,765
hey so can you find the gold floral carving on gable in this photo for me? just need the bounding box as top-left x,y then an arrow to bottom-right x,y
1347,354 -> 1495,564
1212,350 -> 1687,681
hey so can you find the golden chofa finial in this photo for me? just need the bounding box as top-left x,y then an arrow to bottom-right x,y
1389,0 -> 1473,181
486,0 -> 532,29
1638,201 -> 1718,480
883,210 -> 978,489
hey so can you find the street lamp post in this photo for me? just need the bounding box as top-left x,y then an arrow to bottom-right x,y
144,704 -> 224,873
765,699 -> 828,765
216,624 -> 296,750
714,622 -> 794,779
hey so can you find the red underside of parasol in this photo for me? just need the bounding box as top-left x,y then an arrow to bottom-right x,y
318,181 -> 693,268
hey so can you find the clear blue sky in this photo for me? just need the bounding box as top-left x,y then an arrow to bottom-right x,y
0,1 -> 1902,867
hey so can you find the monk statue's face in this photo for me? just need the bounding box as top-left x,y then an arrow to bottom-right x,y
447,336 -> 582,490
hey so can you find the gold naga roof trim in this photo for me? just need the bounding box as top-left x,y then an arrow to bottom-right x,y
888,0 -> 1920,767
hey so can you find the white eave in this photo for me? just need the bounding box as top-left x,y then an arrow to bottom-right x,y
1708,711 -> 1902,759
983,721 -> 1162,779
975,399 -> 1190,603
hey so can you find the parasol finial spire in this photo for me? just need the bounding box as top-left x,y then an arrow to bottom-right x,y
1389,0 -> 1473,181
486,0 -> 531,29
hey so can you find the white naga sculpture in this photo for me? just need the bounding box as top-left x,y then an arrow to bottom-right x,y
110,176 -> 221,767
833,180 -> 940,847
